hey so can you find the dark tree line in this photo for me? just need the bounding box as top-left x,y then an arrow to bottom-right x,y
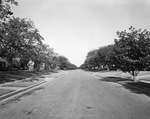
56,56 -> 78,70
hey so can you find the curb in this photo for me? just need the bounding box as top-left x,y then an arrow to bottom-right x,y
140,80 -> 150,84
0,80 -> 46,102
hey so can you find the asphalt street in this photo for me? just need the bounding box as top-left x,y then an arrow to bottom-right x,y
0,70 -> 150,119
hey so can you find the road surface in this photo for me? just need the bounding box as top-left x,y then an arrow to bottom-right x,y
0,70 -> 150,119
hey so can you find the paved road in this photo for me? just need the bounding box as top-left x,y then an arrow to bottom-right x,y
0,70 -> 150,119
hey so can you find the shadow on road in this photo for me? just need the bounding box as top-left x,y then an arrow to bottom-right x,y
100,77 -> 150,97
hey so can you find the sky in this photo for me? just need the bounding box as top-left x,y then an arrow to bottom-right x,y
11,0 -> 150,67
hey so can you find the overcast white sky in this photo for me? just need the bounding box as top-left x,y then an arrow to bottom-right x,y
11,0 -> 150,66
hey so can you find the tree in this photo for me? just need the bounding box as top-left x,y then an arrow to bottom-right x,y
20,27 -> 44,70
36,44 -> 55,71
105,45 -> 118,70
0,1 -> 67,72
0,17 -> 43,71
82,46 -> 113,71
57,56 -> 69,70
31,44 -> 45,71
0,0 -> 18,21
96,46 -> 111,70
55,55 -> 77,70
114,26 -> 150,81
84,49 -> 98,70
0,17 -> 28,70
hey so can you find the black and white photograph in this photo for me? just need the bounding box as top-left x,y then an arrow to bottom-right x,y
1,0 -> 150,118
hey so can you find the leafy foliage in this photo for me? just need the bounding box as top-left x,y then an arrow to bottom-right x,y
81,46 -> 114,70
0,0 -> 18,21
0,17 -> 44,70
56,56 -> 77,70
81,26 -> 150,80
114,26 -> 150,79
0,0 -> 76,72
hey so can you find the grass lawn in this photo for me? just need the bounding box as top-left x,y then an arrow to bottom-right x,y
0,70 -> 52,84
138,71 -> 150,76
96,70 -> 150,81
0,89 -> 15,96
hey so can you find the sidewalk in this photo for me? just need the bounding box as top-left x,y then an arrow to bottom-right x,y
93,71 -> 150,94
0,77 -> 46,102
0,70 -> 66,102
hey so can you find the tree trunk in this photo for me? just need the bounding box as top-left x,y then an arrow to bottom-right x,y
37,63 -> 40,71
44,62 -> 50,71
132,74 -> 136,81
9,57 -> 13,72
9,47 -> 13,72
131,70 -> 140,82
33,61 -> 38,71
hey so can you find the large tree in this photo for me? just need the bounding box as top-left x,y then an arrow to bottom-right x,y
84,49 -> 99,70
19,27 -> 44,70
0,17 -> 43,71
0,1 -> 64,72
114,26 -> 150,81
105,45 -> 118,70
55,55 -> 77,70
82,46 -> 113,71
57,56 -> 69,70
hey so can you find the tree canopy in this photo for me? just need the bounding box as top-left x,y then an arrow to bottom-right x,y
81,26 -> 150,81
114,26 -> 150,80
55,56 -> 77,70
0,1 -> 77,71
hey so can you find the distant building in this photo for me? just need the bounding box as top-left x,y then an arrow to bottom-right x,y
28,60 -> 34,71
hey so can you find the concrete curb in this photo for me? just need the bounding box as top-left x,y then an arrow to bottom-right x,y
0,80 -> 46,102
140,80 -> 150,84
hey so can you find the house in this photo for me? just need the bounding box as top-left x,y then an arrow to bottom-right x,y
0,57 -> 7,70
